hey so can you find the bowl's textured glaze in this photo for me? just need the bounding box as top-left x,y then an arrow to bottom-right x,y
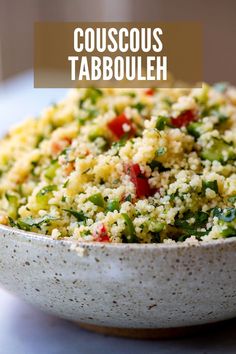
0,225 -> 236,329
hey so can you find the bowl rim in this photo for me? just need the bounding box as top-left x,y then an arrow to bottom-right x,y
1,224 -> 236,250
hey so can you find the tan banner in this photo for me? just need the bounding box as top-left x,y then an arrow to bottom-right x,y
34,22 -> 203,88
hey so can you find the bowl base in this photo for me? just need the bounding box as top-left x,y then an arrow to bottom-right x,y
77,320 -> 225,339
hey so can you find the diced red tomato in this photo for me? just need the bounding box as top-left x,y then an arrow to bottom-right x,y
64,161 -> 75,176
126,163 -> 154,198
107,114 -> 135,140
93,224 -> 110,242
51,137 -> 72,155
64,137 -> 72,145
171,110 -> 197,128
145,88 -> 155,96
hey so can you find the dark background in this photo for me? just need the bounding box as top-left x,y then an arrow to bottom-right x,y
0,0 -> 235,84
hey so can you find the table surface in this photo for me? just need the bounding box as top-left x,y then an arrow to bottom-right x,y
0,71 -> 236,354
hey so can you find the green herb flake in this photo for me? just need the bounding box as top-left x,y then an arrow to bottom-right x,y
202,180 -> 218,194
213,207 -> 236,222
228,195 -> 236,203
221,226 -> 236,238
132,102 -> 146,113
125,194 -> 132,202
63,209 -> 87,222
63,180 -> 69,188
218,114 -> 229,124
175,210 -> 209,237
148,160 -> 170,172
155,116 -> 168,130
17,215 -> 58,231
162,98 -> 173,107
88,88 -> 103,104
156,147 -> 167,156
123,92 -> 136,98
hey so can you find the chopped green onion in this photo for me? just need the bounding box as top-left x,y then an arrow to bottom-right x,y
149,221 -> 165,233
45,161 -> 59,180
187,122 -> 202,138
106,200 -> 120,212
88,127 -> 104,142
200,139 -> 236,163
88,193 -> 105,208
36,185 -> 57,206
121,213 -> 137,243
5,193 -> 18,219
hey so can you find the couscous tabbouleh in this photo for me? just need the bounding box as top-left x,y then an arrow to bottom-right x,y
1,84 -> 236,243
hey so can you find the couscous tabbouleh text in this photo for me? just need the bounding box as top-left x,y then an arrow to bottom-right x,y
1,84 -> 236,243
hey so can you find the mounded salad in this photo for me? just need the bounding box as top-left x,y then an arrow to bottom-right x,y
1,84 -> 236,243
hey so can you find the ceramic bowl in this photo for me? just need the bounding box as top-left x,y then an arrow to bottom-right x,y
0,224 -> 236,337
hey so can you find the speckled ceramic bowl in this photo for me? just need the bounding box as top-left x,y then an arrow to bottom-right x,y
0,224 -> 236,337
